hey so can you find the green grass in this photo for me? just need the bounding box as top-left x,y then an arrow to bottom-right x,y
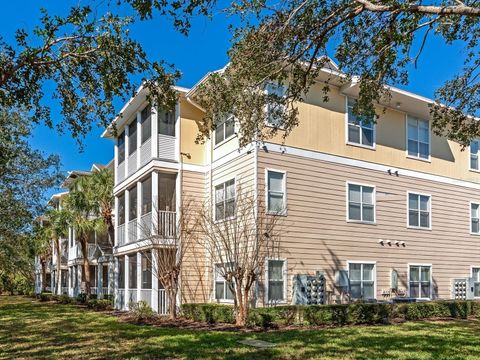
2,296 -> 480,359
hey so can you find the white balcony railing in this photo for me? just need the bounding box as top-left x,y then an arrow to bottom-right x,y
158,211 -> 176,238
117,162 -> 125,184
158,289 -> 169,315
128,219 -> 137,243
127,152 -> 137,176
117,223 -> 125,246
75,244 -> 98,259
140,212 -> 152,239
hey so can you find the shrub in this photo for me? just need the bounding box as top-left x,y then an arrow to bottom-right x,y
58,294 -> 72,304
129,301 -> 157,322
246,306 -> 300,328
38,292 -> 53,302
76,293 -> 87,304
87,299 -> 113,311
181,304 -> 235,324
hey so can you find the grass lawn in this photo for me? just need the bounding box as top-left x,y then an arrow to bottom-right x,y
1,296 -> 480,359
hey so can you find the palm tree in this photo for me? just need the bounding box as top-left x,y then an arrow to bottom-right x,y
88,169 -> 114,247
32,222 -> 52,293
46,209 -> 70,295
65,178 -> 105,298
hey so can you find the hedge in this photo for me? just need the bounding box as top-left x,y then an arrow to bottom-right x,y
181,300 -> 480,328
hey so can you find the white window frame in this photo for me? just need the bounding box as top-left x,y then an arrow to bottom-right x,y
406,191 -> 432,230
214,115 -> 236,147
408,263 -> 432,300
213,263 -> 235,303
470,139 -> 480,172
265,169 -> 287,215
470,266 -> 480,299
471,202 -> 480,235
265,258 -> 288,304
406,115 -> 431,162
346,182 -> 376,224
213,178 -> 236,222
345,97 -> 376,149
347,260 -> 377,300
265,82 -> 287,129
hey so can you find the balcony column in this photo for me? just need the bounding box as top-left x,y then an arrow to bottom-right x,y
114,137 -> 119,183
151,249 -> 159,312
125,189 -> 130,244
124,254 -> 130,310
114,196 -> 119,246
125,122 -> 130,179
152,172 -> 159,236
174,100 -> 180,162
151,105 -> 158,158
136,252 -> 142,304
98,264 -> 103,299
136,110 -> 141,168
137,180 -> 142,242
113,257 -> 119,308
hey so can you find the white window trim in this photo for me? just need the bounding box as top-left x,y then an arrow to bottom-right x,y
407,263 -> 432,300
265,257 -> 288,305
265,168 -> 287,216
213,177 -> 237,223
469,140 -> 480,172
346,181 -> 376,224
345,96 -> 376,150
405,114 -> 431,163
406,191 -> 432,230
214,115 -> 236,148
346,260 -> 377,300
470,201 -> 480,236
470,266 -> 480,299
213,263 -> 235,304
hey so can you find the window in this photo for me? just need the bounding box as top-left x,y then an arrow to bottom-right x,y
158,108 -> 175,136
129,185 -> 137,221
128,120 -> 137,155
470,140 -> 479,171
408,193 -> 431,229
265,83 -> 287,127
141,251 -> 152,289
472,203 -> 480,234
267,259 -> 286,302
472,268 -> 480,297
141,177 -> 152,215
214,115 -> 235,145
118,194 -> 125,225
348,262 -> 375,299
128,254 -> 137,289
158,173 -> 176,211
118,257 -> 125,289
347,98 -> 374,147
118,131 -> 125,164
409,265 -> 431,299
267,170 -> 286,213
215,179 -> 235,221
214,264 -> 235,301
102,265 -> 108,289
141,106 -> 151,144
407,116 -> 429,160
347,184 -> 375,223
89,265 -> 97,287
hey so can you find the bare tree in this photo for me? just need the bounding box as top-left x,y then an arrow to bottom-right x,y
196,188 -> 283,327
137,197 -> 201,320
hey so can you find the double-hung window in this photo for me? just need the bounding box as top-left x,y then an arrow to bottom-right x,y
470,140 -> 480,171
347,98 -> 374,147
141,106 -> 151,144
347,184 -> 375,223
407,116 -> 430,160
472,203 -> 480,234
348,262 -> 375,299
128,121 -> 137,155
408,193 -> 431,229
118,131 -> 125,164
266,170 -> 286,213
214,263 -> 235,301
214,179 -> 235,221
472,268 -> 480,297
214,115 -> 235,145
265,83 -> 287,128
409,265 -> 431,299
267,259 -> 286,303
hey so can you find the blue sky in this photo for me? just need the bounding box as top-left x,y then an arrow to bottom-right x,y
1,1 -> 467,190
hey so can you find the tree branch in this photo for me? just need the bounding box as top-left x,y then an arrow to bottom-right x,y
354,0 -> 480,16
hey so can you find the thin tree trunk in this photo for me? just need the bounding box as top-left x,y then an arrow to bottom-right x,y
40,259 -> 47,293
55,238 -> 62,295
80,238 -> 91,297
169,289 -> 177,320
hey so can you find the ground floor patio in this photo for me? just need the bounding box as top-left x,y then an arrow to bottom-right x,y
2,296 -> 480,359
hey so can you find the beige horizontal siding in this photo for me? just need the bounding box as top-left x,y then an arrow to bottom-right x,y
258,150 -> 480,301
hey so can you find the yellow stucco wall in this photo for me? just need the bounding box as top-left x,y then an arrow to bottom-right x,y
179,98 -> 207,166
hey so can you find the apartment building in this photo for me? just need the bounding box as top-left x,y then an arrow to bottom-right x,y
35,163 -> 115,299
104,58 -> 480,310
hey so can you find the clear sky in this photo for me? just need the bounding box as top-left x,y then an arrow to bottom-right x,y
1,1 -> 467,192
